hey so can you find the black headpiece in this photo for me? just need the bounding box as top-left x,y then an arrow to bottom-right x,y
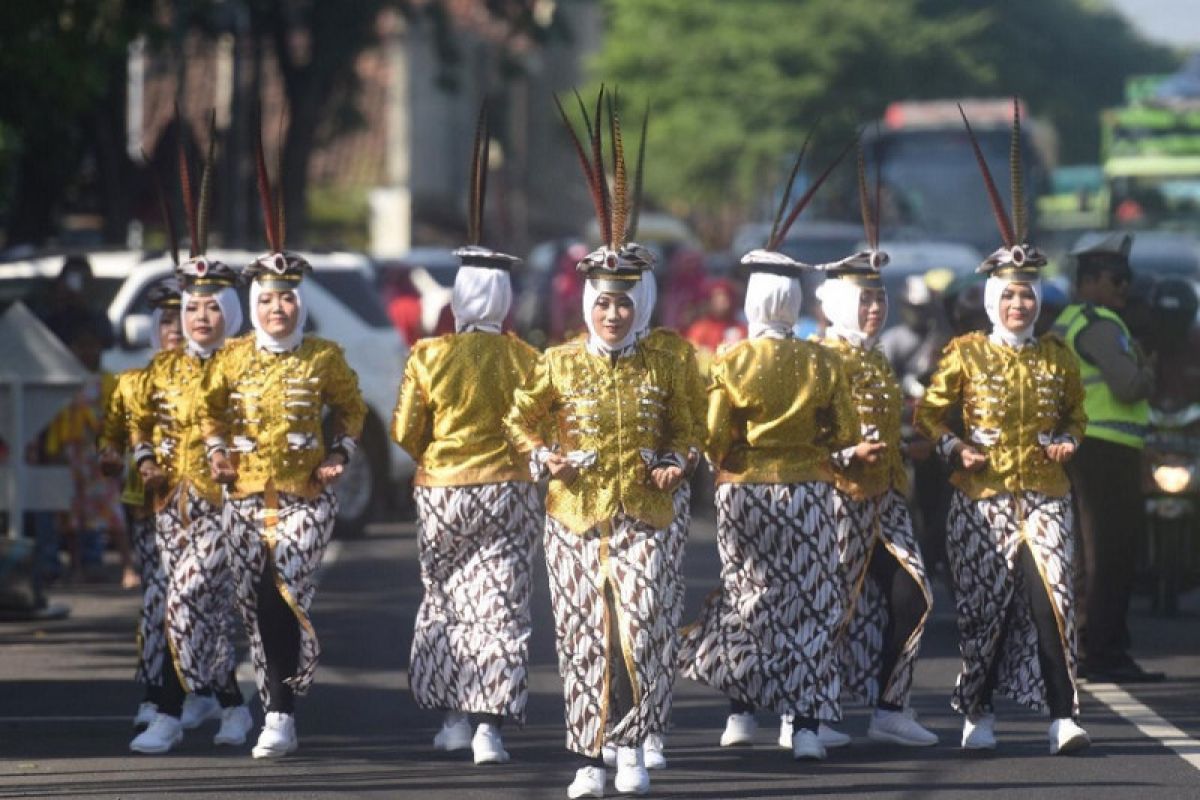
960,98 -> 1046,279
816,142 -> 889,288
453,103 -> 520,271
146,277 -> 182,311
171,109 -> 237,295
556,86 -> 654,291
740,130 -> 856,279
246,113 -> 311,289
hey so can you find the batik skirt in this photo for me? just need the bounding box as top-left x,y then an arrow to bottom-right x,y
409,482 -> 540,722
544,509 -> 686,757
946,489 -> 1079,716
832,488 -> 932,708
224,487 -> 338,709
157,484 -> 239,695
679,481 -> 842,721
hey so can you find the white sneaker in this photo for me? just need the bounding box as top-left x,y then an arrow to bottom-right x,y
819,723 -> 852,749
1049,718 -> 1090,755
252,711 -> 298,759
133,701 -> 157,729
868,708 -> 939,746
129,713 -> 183,754
791,727 -> 827,760
780,716 -> 849,749
961,713 -> 997,750
778,714 -> 793,748
567,765 -> 606,798
213,705 -> 254,746
613,746 -> 649,795
643,733 -> 666,770
602,742 -> 617,767
180,694 -> 221,730
432,711 -> 472,752
472,722 -> 510,764
720,712 -> 757,747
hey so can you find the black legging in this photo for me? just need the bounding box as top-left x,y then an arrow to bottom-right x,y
257,562 -> 301,714
980,544 -> 1074,718
579,584 -> 636,768
157,664 -> 242,718
868,544 -> 928,711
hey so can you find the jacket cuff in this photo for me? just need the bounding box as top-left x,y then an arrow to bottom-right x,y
936,433 -> 963,464
133,443 -> 156,467
205,436 -> 228,461
329,434 -> 358,461
831,446 -> 857,470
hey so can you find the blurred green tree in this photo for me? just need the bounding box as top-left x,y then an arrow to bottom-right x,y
0,0 -> 558,249
593,0 -> 1177,229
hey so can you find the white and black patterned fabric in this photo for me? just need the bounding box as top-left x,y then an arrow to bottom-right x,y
679,482 -> 842,720
224,489 -> 337,709
132,515 -> 167,686
649,481 -> 691,734
946,489 -> 1080,716
410,482 -> 540,722
544,511 -> 681,757
156,485 -> 240,694
831,488 -> 931,708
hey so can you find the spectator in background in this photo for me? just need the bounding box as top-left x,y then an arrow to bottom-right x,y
43,314 -> 134,586
684,278 -> 747,355
660,247 -> 709,331
382,269 -> 424,345
548,242 -> 589,344
35,255 -> 115,350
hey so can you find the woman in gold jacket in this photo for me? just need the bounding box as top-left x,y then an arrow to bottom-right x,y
126,257 -> 252,755
916,100 -> 1090,756
677,250 -> 860,763
392,113 -> 541,767
810,246 -> 937,749
202,238 -> 365,759
505,240 -> 693,797
99,278 -> 184,730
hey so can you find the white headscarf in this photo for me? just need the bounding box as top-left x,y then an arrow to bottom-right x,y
181,287 -> 242,359
250,279 -> 307,353
633,277 -> 658,339
150,307 -> 165,351
984,275 -> 1042,348
744,272 -> 801,339
583,278 -> 654,356
815,277 -> 885,347
451,266 -> 511,334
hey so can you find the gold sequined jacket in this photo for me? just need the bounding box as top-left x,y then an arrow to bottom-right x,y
915,332 -> 1087,500
707,337 -> 858,485
642,328 -> 708,454
128,351 -> 223,508
99,368 -> 148,509
392,331 -> 539,487
200,335 -> 367,500
819,336 -> 908,500
504,338 -> 696,534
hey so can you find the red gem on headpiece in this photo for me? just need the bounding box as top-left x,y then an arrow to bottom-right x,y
606,254 -> 617,269
196,259 -> 208,276
272,254 -> 287,274
1011,246 -> 1026,266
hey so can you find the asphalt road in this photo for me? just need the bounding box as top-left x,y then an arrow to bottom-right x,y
1,512 -> 1198,799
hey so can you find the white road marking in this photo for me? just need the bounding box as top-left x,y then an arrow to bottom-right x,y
1086,682 -> 1200,772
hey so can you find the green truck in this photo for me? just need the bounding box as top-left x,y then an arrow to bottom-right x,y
1101,70 -> 1200,232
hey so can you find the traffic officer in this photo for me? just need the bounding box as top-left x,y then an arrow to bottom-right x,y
1053,232 -> 1162,683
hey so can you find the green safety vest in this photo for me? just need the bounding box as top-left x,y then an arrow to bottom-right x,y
1052,303 -> 1150,449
